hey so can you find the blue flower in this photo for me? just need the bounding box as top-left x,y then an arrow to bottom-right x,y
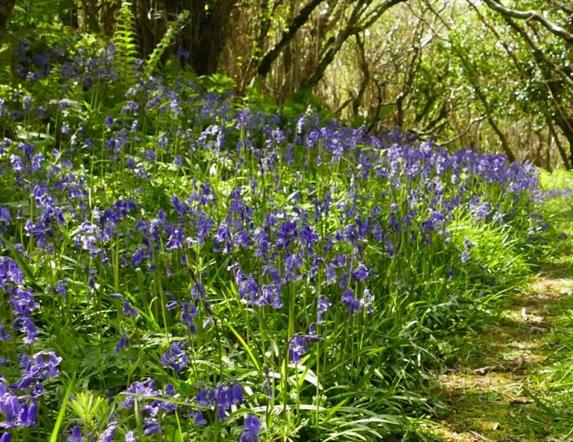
122,300 -> 139,318
342,289 -> 361,314
115,335 -> 129,352
288,332 -> 320,363
240,415 -> 261,442
98,422 -> 117,442
351,263 -> 369,282
160,343 -> 189,373
316,296 -> 332,324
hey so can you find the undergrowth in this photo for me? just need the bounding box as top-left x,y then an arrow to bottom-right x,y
0,30 -> 550,442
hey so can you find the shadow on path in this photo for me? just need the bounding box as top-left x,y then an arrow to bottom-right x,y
428,198 -> 573,441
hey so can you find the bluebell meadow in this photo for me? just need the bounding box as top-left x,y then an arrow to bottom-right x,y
0,37 -> 548,441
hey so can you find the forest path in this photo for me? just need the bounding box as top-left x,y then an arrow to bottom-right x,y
429,197 -> 573,441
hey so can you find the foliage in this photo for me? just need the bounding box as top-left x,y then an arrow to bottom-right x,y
112,1 -> 139,83
144,10 -> 190,77
0,37 -> 550,441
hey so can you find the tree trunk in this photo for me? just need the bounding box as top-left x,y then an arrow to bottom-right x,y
0,0 -> 16,30
187,0 -> 236,75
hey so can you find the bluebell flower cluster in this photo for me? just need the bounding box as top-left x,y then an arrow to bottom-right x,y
0,39 -> 547,439
195,382 -> 244,423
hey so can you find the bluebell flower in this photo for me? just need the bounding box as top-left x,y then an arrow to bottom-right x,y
121,101 -> 139,114
123,379 -> 160,409
160,343 -> 189,373
181,301 -> 198,333
461,251 -> 470,263
98,422 -> 117,442
165,228 -> 184,250
192,410 -> 207,426
0,207 -> 11,226
115,335 -> 129,352
342,289 -> 361,314
258,284 -> 283,309
317,296 -> 332,323
276,219 -> 297,249
191,282 -> 206,300
351,263 -> 369,282
284,253 -> 303,282
0,325 -> 11,341
122,300 -> 139,318
361,289 -> 375,313
240,415 -> 261,442
196,388 -> 208,407
13,317 -> 38,343
288,332 -> 320,363
132,246 -> 146,267
143,417 -> 160,435
0,257 -> 24,287
55,280 -> 67,296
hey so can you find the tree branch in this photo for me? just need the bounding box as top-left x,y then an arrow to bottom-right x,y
481,0 -> 573,43
256,0 -> 325,78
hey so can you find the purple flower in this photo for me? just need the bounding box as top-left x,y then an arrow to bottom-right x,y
98,422 -> 117,442
316,296 -> 332,323
288,332 -> 320,363
55,280 -> 67,296
143,417 -> 160,435
14,317 -> 38,343
361,289 -> 375,313
121,101 -> 139,114
351,263 -> 369,282
165,229 -> 184,250
123,379 -> 160,409
191,282 -> 206,300
195,382 -> 243,421
196,388 -> 208,407
237,273 -> 259,305
115,335 -> 129,352
0,257 -> 24,287
0,325 -> 11,341
258,284 -> 283,309
193,410 -> 207,426
240,415 -> 261,442
0,391 -> 37,429
160,343 -> 189,373
284,253 -> 303,282
0,207 -> 11,225
122,300 -> 139,317
181,301 -> 198,333
9,155 -> 24,172
342,289 -> 361,314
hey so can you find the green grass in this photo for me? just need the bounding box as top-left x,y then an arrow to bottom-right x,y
421,168 -> 573,441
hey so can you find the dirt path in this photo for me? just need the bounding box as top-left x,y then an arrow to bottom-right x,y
428,200 -> 573,441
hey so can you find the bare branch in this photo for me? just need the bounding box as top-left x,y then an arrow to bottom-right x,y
481,0 -> 573,43
256,0 -> 326,78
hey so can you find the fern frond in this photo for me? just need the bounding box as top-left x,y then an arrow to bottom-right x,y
112,1 -> 139,81
144,10 -> 190,77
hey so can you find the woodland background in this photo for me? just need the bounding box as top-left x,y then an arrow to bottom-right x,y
1,0 -> 572,165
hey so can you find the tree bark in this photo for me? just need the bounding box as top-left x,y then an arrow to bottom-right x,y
188,0 -> 237,75
0,0 -> 16,30
256,0 -> 325,78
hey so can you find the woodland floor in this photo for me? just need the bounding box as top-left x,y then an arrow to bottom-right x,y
427,199 -> 573,441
